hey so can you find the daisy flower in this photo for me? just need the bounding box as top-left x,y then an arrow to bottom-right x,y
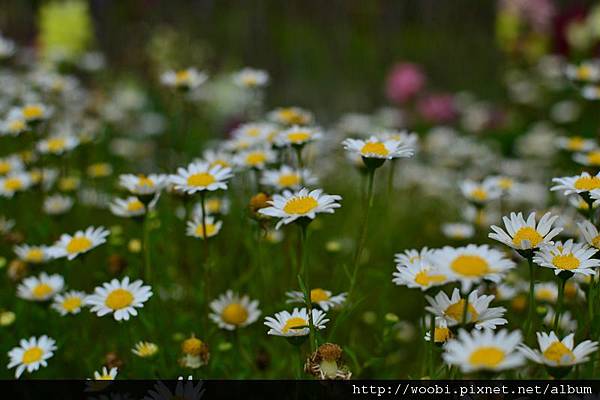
233,67 -> 269,89
489,212 -> 562,251
0,171 -> 33,198
20,103 -> 50,123
186,216 -> 222,239
132,341 -> 159,358
43,194 -> 74,215
544,309 -> 577,331
426,288 -> 507,329
304,342 -> 352,380
119,174 -> 168,196
169,162 -> 233,194
286,289 -> 347,311
0,154 -> 24,176
443,329 -> 524,373
85,277 -> 153,321
276,125 -> 322,147
1,108 -> 28,136
49,226 -> 110,260
258,187 -> 342,229
0,34 -> 16,59
7,335 -> 57,378
533,240 -> 600,276
261,165 -> 318,191
535,282 -> 558,303
268,107 -> 314,126
552,172 -> 600,200
233,147 -> 276,170
582,84 -> 600,101
202,149 -> 234,169
573,150 -> 600,168
231,123 -> 274,144
392,258 -> 450,291
578,220 -> 600,249
460,179 -> 502,205
180,335 -> 210,368
519,331 -> 598,367
264,308 -> 329,337
192,196 -> 230,218
441,223 -> 474,240
51,290 -> 86,315
381,129 -> 419,150
160,68 -> 207,91
110,196 -> 146,218
17,272 -> 64,301
87,162 -> 113,178
433,244 -> 515,291
209,290 -> 261,330
14,244 -> 53,264
37,134 -> 79,155
394,247 -> 435,266
424,317 -> 452,343
342,136 -> 414,161
565,62 -> 600,82
556,136 -> 596,153
92,366 -> 118,380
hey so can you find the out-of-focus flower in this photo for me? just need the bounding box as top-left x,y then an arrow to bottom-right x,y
385,62 -> 426,104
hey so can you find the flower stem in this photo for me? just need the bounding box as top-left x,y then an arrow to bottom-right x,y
461,292 -> 470,326
297,223 -> 316,352
526,257 -> 536,340
554,276 -> 566,333
143,215 -> 151,282
429,313 -> 435,377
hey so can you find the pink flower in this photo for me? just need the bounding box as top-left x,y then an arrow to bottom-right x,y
417,93 -> 456,124
385,62 -> 426,104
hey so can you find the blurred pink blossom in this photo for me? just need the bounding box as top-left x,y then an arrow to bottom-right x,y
385,62 -> 426,104
499,0 -> 556,33
417,93 -> 456,124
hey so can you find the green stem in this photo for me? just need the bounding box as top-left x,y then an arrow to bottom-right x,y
554,276 -> 567,333
429,313 -> 435,377
526,257 -> 536,340
297,223 -> 316,352
143,215 -> 151,282
387,159 -> 396,198
462,291 -> 470,326
294,146 -> 304,170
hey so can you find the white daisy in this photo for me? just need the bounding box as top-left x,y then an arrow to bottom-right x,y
192,196 -> 230,218
169,162 -> 233,194
85,277 -> 153,321
17,272 -> 64,301
441,223 -> 474,240
582,84 -> 600,100
285,289 -> 347,311
43,194 -> 74,215
342,135 -> 415,160
533,239 -> 600,276
556,136 -> 597,153
49,226 -> 110,260
119,174 -> 168,196
37,134 -> 79,155
573,150 -> 600,167
186,215 -> 223,239
578,219 -> 600,249
209,290 -> 261,330
392,258 -> 451,291
160,68 -> 207,91
264,307 -> 329,337
51,290 -> 86,316
91,366 -> 118,380
132,341 -> 159,357
233,147 -> 276,170
443,329 -> 524,373
258,187 -> 342,229
489,212 -> 562,251
544,308 -> 577,331
110,196 -> 147,218
268,107 -> 314,126
7,335 -> 57,378
535,282 -> 558,303
565,62 -> 600,82
0,154 -> 24,176
433,244 -> 515,291
426,288 -> 507,329
0,171 -> 33,198
460,179 -> 502,205
424,317 -> 452,343
552,172 -> 600,200
233,67 -> 269,89
276,125 -> 322,147
261,165 -> 318,191
20,103 -> 50,122
518,331 -> 598,367
1,108 -> 28,136
14,244 -> 53,264
202,149 -> 234,169
380,129 -> 419,151
394,247 -> 435,267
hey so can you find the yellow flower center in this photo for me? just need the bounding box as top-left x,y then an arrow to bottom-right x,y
567,137 -> 585,151
210,160 -> 230,168
127,199 -> 145,212
512,227 -> 543,248
195,223 -> 217,238
536,288 -> 555,302
543,341 -> 575,365
206,199 -> 221,213
577,66 -> 592,80
138,175 -> 154,187
444,299 -> 479,322
88,164 -> 111,177
287,131 -> 311,144
187,172 -> 216,187
574,176 -> 600,191
47,138 -> 66,153
62,296 -> 82,312
242,76 -> 258,86
105,288 -> 134,310
135,343 -> 157,357
59,177 -> 78,191
175,70 -> 190,84
552,253 -> 580,270
497,178 -> 513,190
470,188 -> 488,201
26,248 -> 45,263
4,177 -> 23,191
587,151 -> 600,166
414,270 -> 447,287
22,347 -> 43,365
282,317 -> 308,333
221,303 -> 248,325
283,196 -> 318,214
32,283 -> 53,299
361,142 -> 388,157
246,127 -> 261,137
246,152 -> 267,166
450,255 -> 490,277
469,347 -> 505,368
66,236 -> 93,254
8,120 -> 26,132
278,174 -> 300,187
0,161 -> 11,175
310,288 -> 330,303
279,109 -> 304,124
182,337 -> 204,355
434,327 -> 451,343
22,105 -> 43,119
